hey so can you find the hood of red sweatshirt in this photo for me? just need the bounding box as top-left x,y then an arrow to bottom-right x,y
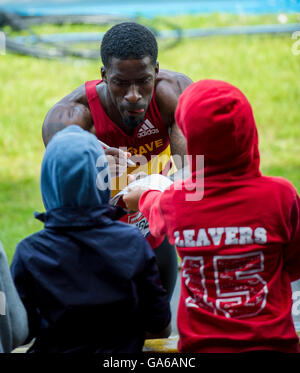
175,80 -> 261,179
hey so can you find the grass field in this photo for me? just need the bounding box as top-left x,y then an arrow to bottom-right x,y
0,13 -> 300,263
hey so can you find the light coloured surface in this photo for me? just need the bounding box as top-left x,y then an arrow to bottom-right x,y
110,174 -> 174,206
143,335 -> 179,353
12,341 -> 32,353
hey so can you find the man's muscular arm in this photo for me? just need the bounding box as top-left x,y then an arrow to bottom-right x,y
156,70 -> 193,169
42,85 -> 131,176
42,102 -> 94,146
169,120 -> 187,162
42,85 -> 94,146
169,73 -> 192,161
42,120 -> 68,147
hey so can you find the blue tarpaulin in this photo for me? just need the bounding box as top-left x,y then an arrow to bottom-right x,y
0,0 -> 300,17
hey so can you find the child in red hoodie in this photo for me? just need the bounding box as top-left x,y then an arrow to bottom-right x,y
123,80 -> 300,353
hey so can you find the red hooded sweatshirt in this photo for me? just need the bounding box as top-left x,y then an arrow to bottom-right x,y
138,80 -> 300,353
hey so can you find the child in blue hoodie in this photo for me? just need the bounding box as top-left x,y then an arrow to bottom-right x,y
11,125 -> 171,353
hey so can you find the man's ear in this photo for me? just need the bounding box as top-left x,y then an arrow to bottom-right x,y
155,62 -> 159,78
101,66 -> 107,83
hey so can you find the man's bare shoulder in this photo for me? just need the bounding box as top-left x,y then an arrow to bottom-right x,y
45,83 -> 89,120
58,83 -> 89,105
155,69 -> 193,123
156,69 -> 193,88
42,83 -> 94,145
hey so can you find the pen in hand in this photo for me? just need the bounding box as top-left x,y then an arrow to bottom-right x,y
98,140 -> 136,167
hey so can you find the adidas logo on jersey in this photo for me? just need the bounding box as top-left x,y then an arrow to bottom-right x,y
137,120 -> 159,138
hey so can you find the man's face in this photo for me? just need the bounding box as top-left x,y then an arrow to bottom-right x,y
102,56 -> 159,130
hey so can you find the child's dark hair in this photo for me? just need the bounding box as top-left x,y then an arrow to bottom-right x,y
101,22 -> 158,67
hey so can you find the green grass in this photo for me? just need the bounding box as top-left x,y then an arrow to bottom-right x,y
1,13 -> 300,262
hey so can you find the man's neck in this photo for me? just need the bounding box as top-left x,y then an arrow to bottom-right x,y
97,83 -> 135,135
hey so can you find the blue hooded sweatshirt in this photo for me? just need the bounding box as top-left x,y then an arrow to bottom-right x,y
11,125 -> 170,353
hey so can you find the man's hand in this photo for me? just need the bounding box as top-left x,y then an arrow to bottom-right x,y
104,147 -> 133,178
123,186 -> 149,212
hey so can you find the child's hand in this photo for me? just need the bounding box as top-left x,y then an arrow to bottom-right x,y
123,187 -> 149,212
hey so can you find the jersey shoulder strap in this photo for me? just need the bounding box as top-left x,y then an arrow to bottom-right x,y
85,80 -> 107,138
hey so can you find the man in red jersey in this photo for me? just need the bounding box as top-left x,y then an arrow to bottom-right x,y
42,22 -> 193,299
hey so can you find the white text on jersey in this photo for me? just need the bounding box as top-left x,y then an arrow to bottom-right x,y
174,227 -> 267,247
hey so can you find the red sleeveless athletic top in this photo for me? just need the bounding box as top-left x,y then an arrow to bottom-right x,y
85,79 -> 172,248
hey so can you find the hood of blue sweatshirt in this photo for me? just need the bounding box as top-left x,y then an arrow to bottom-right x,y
39,125 -> 112,223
